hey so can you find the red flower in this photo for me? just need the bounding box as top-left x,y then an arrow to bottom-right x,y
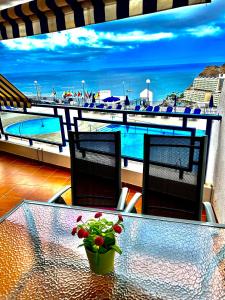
95,236 -> 104,246
113,224 -> 122,234
83,231 -> 89,238
71,227 -> 77,236
118,214 -> 123,222
94,212 -> 102,218
76,215 -> 82,222
78,228 -> 85,238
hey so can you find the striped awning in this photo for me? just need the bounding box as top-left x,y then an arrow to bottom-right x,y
0,74 -> 31,108
0,0 -> 211,40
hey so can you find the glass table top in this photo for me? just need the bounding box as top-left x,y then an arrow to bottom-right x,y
0,201 -> 225,299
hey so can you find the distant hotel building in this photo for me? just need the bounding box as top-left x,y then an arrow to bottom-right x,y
183,74 -> 225,106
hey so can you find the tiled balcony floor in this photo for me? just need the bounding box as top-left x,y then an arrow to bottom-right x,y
0,151 -> 142,218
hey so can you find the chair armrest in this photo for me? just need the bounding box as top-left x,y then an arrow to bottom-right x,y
116,187 -> 129,211
124,192 -> 142,213
48,185 -> 71,203
203,202 -> 217,223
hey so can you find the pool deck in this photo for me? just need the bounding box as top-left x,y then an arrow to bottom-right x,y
0,107 -> 207,147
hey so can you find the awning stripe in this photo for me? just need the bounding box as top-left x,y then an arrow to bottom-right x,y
0,74 -> 31,108
45,0 -> 66,31
29,1 -> 49,34
14,5 -> 34,36
117,0 -> 129,19
66,0 -> 85,28
92,0 -> 105,23
0,0 -> 211,40
143,0 -> 157,14
0,75 -> 27,99
1,9 -> 20,38
173,0 -> 189,8
0,23 -> 7,39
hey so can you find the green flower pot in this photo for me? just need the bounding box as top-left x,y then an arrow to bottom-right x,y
85,247 -> 115,275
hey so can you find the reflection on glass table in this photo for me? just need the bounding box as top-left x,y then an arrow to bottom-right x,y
0,201 -> 224,299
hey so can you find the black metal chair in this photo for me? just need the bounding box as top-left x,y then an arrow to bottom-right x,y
49,131 -> 139,211
126,134 -> 208,221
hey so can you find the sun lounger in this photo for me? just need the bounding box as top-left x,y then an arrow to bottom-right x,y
162,106 -> 173,118
153,106 -> 160,113
134,105 -> 141,111
89,103 -> 95,108
116,104 -> 122,110
146,105 -> 153,112
166,106 -> 173,113
96,104 -> 104,109
191,108 -> 201,121
193,108 -> 201,115
183,107 -> 191,114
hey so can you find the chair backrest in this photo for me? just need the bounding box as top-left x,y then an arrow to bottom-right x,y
108,106 -> 112,109
97,104 -> 104,109
135,105 -> 140,111
68,131 -> 122,208
116,104 -> 122,110
153,106 -> 160,112
184,107 -> 191,114
142,134 -> 207,221
193,108 -> 201,115
146,105 -> 153,112
83,102 -> 89,108
89,103 -> 95,108
166,106 -> 173,113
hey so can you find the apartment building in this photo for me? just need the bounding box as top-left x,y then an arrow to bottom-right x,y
184,74 -> 225,106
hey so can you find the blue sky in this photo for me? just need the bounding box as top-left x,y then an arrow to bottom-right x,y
0,0 -> 225,74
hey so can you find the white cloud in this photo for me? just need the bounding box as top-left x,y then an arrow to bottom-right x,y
186,25 -> 222,37
2,28 -> 175,51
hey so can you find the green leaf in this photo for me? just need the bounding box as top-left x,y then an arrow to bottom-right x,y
111,244 -> 122,255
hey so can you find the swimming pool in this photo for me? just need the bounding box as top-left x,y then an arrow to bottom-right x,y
5,117 -> 61,136
99,124 -> 205,160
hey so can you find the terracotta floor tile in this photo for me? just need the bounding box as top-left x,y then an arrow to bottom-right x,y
0,152 -> 141,218
51,169 -> 71,178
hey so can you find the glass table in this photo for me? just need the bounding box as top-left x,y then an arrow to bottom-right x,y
0,201 -> 225,299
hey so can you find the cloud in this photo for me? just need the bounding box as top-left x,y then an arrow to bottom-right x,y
1,27 -> 175,51
186,25 -> 222,37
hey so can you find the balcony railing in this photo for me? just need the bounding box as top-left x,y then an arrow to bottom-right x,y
0,104 -> 222,167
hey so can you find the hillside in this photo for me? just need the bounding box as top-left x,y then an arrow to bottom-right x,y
199,64 -> 225,77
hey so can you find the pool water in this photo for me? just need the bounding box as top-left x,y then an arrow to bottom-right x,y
99,124 -> 205,160
5,117 -> 61,136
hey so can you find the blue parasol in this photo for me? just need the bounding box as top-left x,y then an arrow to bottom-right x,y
103,96 -> 120,102
124,95 -> 130,106
209,95 -> 214,108
173,94 -> 177,107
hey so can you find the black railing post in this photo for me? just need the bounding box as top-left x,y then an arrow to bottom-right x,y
78,108 -> 82,119
29,139 -> 33,146
124,158 -> 128,167
65,107 -> 71,131
53,107 -> 58,116
123,112 -> 127,124
182,117 -> 187,128
74,118 -> 78,133
205,119 -> 213,163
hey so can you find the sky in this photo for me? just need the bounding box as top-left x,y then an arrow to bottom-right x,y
0,0 -> 225,74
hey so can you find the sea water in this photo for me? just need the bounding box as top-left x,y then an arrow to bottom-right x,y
2,62 -> 222,104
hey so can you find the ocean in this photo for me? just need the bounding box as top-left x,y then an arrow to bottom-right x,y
3,62 -> 220,104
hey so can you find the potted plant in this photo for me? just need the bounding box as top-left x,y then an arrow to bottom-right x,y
71,212 -> 124,275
